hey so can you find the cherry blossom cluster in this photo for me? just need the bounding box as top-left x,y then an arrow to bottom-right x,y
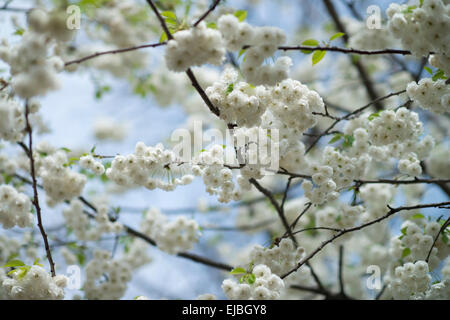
386,1 -> 449,58
367,108 -> 422,146
0,28 -> 64,98
80,155 -> 106,176
390,220 -> 449,270
249,239 -> 305,276
222,264 -> 284,300
386,260 -> 449,300
218,14 -> 291,86
206,68 -> 267,126
426,145 -> 450,179
2,265 -> 67,300
84,250 -> 133,300
38,151 -> 87,206
0,95 -> 25,142
192,145 -> 242,203
316,203 -> 364,230
406,78 -> 449,114
429,53 -> 450,77
266,79 -> 324,134
63,199 -> 123,241
106,142 -> 194,192
359,184 -> 395,220
165,21 -> 225,72
140,208 -> 200,254
301,164 -> 339,205
0,185 -> 33,229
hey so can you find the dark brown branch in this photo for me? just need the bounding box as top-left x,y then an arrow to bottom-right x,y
338,245 -> 345,296
145,0 -> 174,40
249,178 -> 296,245
278,45 -> 412,56
64,42 -> 167,66
425,216 -> 450,263
305,89 -> 406,154
185,68 -> 220,116
145,0 -> 221,118
193,0 -> 221,27
23,102 -> 56,277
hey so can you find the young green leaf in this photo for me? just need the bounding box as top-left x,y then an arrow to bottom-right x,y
411,213 -> 425,219
312,50 -> 326,65
329,133 -> 343,144
402,247 -> 411,258
342,135 -> 355,148
230,267 -> 247,275
3,260 -> 25,268
234,10 -> 247,22
225,83 -> 234,95
424,66 -> 433,75
161,11 -> 177,21
300,39 -> 319,54
329,32 -> 345,41
160,32 -> 168,43
246,273 -> 256,285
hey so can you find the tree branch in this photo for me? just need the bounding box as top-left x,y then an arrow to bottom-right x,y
23,101 -> 56,277
281,201 -> 450,279
193,0 -> 221,26
64,42 -> 167,67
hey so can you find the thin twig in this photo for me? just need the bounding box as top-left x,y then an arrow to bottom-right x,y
425,216 -> 450,263
281,201 -> 450,279
193,0 -> 221,26
23,101 -> 56,276
64,42 -> 167,66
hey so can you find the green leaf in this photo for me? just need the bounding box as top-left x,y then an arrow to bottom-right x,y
2,173 -> 12,185
230,267 -> 247,275
401,227 -> 408,235
246,273 -> 256,285
60,147 -> 71,153
238,48 -> 246,58
312,50 -> 326,65
206,22 -> 217,29
76,253 -> 86,265
402,248 -> 411,258
411,213 -> 425,219
33,258 -> 43,267
90,145 -> 97,154
329,133 -> 343,144
301,39 -> 319,54
329,32 -> 345,41
419,0 -> 423,7
225,83 -> 234,95
431,69 -> 447,81
3,260 -> 25,268
424,66 -> 433,75
160,32 -> 168,43
234,10 -> 247,22
368,112 -> 380,121
161,11 -> 177,21
342,135 -> 355,148
13,28 -> 25,36
16,266 -> 31,280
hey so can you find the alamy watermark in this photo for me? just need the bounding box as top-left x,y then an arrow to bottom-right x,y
171,120 -> 280,175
